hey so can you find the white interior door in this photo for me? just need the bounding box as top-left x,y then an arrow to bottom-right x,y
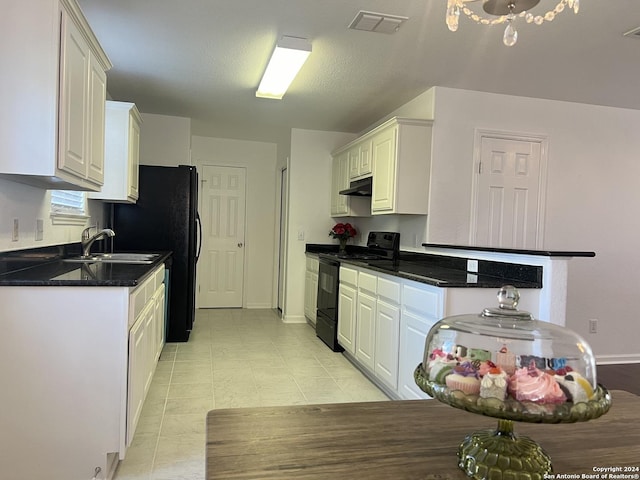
198,165 -> 246,307
471,132 -> 547,249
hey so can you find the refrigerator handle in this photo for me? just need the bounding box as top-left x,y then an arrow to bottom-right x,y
195,211 -> 203,263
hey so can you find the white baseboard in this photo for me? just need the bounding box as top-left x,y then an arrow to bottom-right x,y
596,353 -> 640,365
282,314 -> 306,324
245,303 -> 273,309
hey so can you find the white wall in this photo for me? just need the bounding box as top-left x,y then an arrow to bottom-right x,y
0,178 -> 106,252
283,129 -> 357,323
191,136 -> 277,309
139,113 -> 192,166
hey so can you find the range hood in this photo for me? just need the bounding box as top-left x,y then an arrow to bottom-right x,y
339,177 -> 372,196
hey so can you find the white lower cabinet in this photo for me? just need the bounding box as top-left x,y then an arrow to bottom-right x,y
0,261 -> 166,479
304,255 -> 319,323
355,283 -> 376,371
398,281 -> 444,400
337,268 -> 357,355
126,264 -> 166,446
336,265 -> 448,400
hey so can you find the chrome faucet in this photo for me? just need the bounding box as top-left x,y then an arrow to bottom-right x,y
81,226 -> 116,257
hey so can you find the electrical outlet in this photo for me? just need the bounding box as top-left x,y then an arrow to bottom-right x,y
589,319 -> 598,334
12,218 -> 19,242
467,259 -> 478,273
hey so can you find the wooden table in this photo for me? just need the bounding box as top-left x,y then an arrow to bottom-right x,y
206,390 -> 640,479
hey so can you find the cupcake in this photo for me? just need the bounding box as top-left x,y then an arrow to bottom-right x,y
445,361 -> 480,395
496,345 -> 517,375
554,369 -> 594,403
474,360 -> 497,377
508,360 -> 566,404
480,367 -> 509,400
426,349 -> 457,384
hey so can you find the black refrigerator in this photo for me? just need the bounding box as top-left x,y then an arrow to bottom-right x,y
111,165 -> 201,342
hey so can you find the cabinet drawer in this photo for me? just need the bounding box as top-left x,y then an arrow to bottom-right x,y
403,282 -> 442,319
358,271 -> 377,295
340,266 -> 358,287
377,276 -> 400,304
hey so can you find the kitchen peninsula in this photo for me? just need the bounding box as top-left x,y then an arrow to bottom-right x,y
305,242 -> 594,401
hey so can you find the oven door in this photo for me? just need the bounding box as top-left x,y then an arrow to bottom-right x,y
316,258 -> 339,322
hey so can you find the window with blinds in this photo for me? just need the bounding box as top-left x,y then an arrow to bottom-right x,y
50,190 -> 89,225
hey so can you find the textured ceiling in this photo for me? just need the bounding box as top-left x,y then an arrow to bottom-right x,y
77,0 -> 640,142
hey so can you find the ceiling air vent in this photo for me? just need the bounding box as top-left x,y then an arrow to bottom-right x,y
348,10 -> 409,34
623,26 -> 640,39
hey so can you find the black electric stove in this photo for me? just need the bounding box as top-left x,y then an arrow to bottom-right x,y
315,232 -> 399,351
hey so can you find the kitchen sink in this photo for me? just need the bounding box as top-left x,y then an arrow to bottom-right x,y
63,253 -> 161,264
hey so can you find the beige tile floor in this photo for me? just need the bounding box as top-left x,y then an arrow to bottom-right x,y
114,308 -> 389,480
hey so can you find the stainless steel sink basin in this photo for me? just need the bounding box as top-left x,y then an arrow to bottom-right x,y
63,253 -> 161,264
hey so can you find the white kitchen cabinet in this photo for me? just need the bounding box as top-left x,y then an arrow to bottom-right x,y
0,0 -> 111,190
355,271 -> 377,372
337,266 -> 358,355
304,255 -> 319,324
330,151 -> 370,217
0,262 -> 166,479
398,280 -> 444,400
348,140 -> 373,180
371,118 -> 432,215
373,275 -> 401,391
127,264 -> 166,446
89,101 -> 143,203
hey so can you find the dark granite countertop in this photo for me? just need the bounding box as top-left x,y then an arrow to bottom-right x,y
0,244 -> 171,287
421,243 -> 595,257
306,244 -> 542,288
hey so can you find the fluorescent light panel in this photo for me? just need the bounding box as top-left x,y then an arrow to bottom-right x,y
256,36 -> 311,99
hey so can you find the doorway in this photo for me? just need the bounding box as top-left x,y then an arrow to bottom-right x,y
197,165 -> 247,307
470,130 -> 548,249
277,167 -> 288,313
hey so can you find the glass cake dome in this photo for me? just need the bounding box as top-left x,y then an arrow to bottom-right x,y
414,286 -> 611,480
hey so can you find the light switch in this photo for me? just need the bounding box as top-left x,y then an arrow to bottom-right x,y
297,230 -> 305,241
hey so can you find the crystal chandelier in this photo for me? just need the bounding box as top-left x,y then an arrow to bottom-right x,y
446,0 -> 580,46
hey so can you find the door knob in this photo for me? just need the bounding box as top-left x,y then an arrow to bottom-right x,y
238,242 -> 243,248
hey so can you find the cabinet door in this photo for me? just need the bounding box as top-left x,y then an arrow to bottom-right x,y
127,311 -> 147,446
355,291 -> 376,372
128,113 -> 141,200
371,126 -> 397,213
304,270 -> 314,320
87,54 -> 106,186
398,310 -> 434,400
330,153 -> 349,216
310,273 -> 318,323
374,300 -> 400,390
359,140 -> 372,177
58,9 -> 89,180
337,283 -> 357,355
348,146 -> 360,179
154,283 -> 166,362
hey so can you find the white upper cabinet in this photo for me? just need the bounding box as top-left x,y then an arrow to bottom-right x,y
0,0 -> 111,190
89,101 -> 142,203
371,118 -> 432,215
331,117 -> 432,217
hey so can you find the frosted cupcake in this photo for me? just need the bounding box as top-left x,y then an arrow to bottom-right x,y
445,361 -> 480,395
554,369 -> 594,403
427,349 -> 457,384
480,367 -> 509,400
508,361 -> 566,404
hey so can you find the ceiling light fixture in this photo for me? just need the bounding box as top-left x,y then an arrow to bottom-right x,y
446,0 -> 580,46
256,36 -> 311,100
